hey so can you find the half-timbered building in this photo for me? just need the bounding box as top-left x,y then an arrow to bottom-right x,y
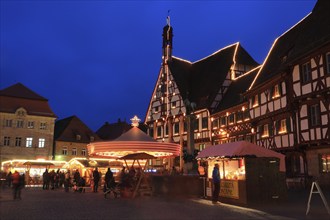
245,0 -> 330,186
144,17 -> 259,168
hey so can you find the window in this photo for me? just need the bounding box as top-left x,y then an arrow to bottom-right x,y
194,119 -> 199,131
198,144 -> 205,151
62,147 -> 68,155
72,148 -> 77,156
326,53 -> 330,74
262,124 -> 269,138
220,117 -> 226,127
76,135 -> 81,141
202,117 -> 208,129
174,123 -> 179,134
252,94 -> 259,107
38,138 -> 45,148
27,121 -> 34,129
15,137 -> 22,147
320,154 -> 330,173
183,121 -> 187,132
236,112 -> 243,122
4,136 -> 10,146
228,113 -> 235,125
5,119 -> 12,127
82,149 -> 86,156
90,136 -> 95,142
310,104 -> 320,126
26,137 -> 33,148
154,106 -> 159,113
212,118 -> 219,129
301,61 -> 311,83
165,124 -> 169,136
157,126 -> 162,137
40,122 -> 47,130
272,84 -> 281,98
171,101 -> 177,108
16,120 -> 24,128
244,111 -> 250,121
278,119 -> 287,134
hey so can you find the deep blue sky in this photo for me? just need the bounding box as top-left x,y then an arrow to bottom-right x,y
0,0 -> 316,131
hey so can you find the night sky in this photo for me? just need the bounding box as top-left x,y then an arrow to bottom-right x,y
0,0 -> 316,131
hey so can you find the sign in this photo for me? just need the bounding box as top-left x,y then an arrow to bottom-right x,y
220,180 -> 239,199
206,187 -> 212,197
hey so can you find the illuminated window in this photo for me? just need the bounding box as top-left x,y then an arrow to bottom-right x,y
4,136 -> 10,146
5,119 -> 12,127
309,104 -> 320,126
301,61 -> 311,83
72,148 -> 77,156
62,147 -> 68,155
26,137 -> 33,148
27,121 -> 34,129
262,124 -> 269,138
252,94 -> 259,107
278,119 -> 287,134
38,138 -> 45,148
320,154 -> 330,173
326,53 -> 330,74
272,84 -> 281,98
16,120 -> 24,128
15,137 -> 22,147
82,149 -> 86,156
40,122 -> 47,130
244,111 -> 250,121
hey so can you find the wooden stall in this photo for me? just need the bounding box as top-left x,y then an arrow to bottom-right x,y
197,141 -> 287,205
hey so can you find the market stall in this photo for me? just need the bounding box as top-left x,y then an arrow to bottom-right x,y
197,141 -> 287,205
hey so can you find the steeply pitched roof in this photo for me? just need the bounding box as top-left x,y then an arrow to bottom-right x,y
215,66 -> 261,112
55,115 -> 100,143
96,120 -> 131,140
0,83 -> 47,100
169,43 -> 259,110
250,0 -> 330,89
0,83 -> 56,117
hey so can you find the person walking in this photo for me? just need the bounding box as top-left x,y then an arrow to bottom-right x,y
212,163 -> 221,204
12,171 -> 20,200
92,167 -> 100,193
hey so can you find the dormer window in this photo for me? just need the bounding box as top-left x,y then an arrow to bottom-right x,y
90,136 -> 95,142
76,135 -> 81,141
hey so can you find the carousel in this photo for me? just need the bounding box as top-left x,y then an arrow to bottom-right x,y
87,115 -> 181,198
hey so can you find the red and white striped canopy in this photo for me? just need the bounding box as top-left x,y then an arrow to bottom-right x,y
87,127 -> 181,158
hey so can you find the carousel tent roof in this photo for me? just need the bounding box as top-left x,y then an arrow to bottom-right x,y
114,127 -> 157,142
197,141 -> 285,172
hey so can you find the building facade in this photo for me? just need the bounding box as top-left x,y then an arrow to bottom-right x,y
0,83 -> 56,164
53,115 -> 100,161
144,17 -> 259,168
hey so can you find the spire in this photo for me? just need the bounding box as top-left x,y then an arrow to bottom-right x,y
162,12 -> 173,59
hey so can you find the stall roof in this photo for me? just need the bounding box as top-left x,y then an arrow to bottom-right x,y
197,141 -> 285,172
23,161 -> 54,166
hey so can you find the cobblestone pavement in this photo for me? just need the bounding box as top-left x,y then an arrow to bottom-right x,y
0,187 -> 329,220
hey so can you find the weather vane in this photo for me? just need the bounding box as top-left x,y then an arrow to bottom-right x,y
167,9 -> 171,26
130,115 -> 141,127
